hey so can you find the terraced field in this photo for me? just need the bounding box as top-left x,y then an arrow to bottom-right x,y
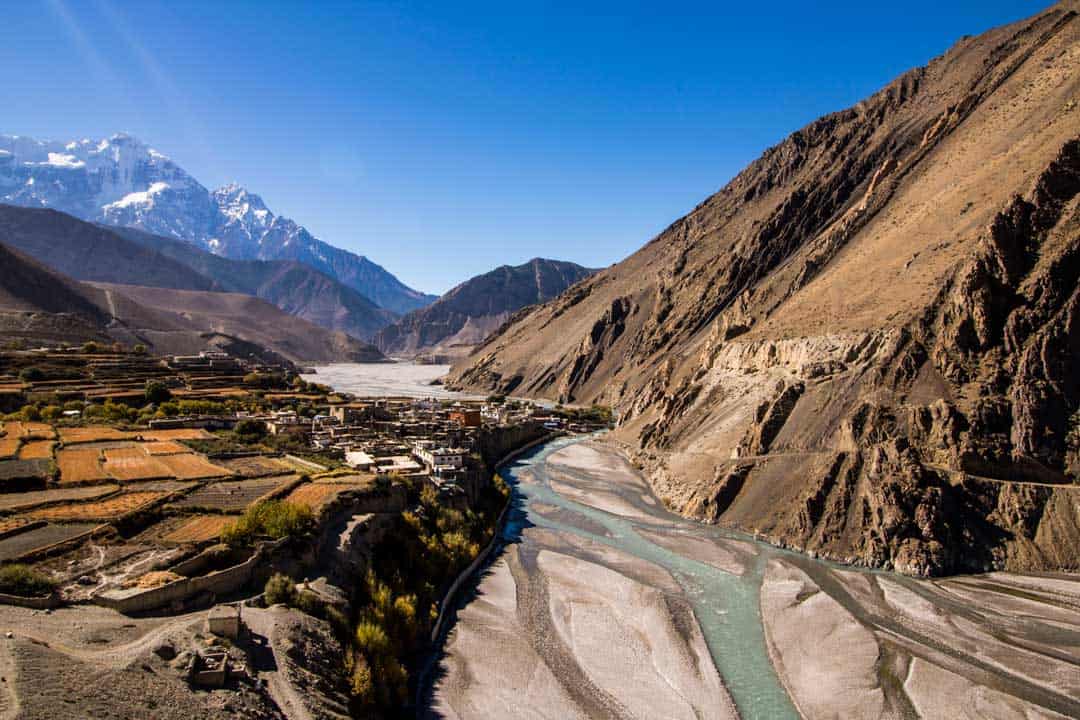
154,454 -> 231,480
29,491 -> 166,522
162,515 -> 233,544
57,448 -> 111,485
101,447 -> 171,482
2,422 -> 55,439
122,480 -> 199,493
18,440 -> 55,459
171,476 -> 297,512
58,427 -> 136,444
0,518 -> 38,538
140,429 -> 215,442
142,441 -> 190,456
0,522 -> 99,561
0,485 -> 120,512
284,481 -> 364,510
219,455 -> 295,478
0,435 -> 20,460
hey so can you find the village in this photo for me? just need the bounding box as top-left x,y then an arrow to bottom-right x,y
0,344 -> 609,712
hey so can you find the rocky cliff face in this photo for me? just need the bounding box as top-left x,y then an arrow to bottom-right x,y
449,2 -> 1080,575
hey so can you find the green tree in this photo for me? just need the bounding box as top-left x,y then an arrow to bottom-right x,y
144,380 -> 172,405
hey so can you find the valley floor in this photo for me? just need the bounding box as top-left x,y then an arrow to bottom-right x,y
426,438 -> 1080,720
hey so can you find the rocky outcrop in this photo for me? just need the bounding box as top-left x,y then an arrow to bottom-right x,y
449,3 -> 1080,576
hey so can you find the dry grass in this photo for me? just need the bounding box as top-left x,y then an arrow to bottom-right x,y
155,453 -> 231,480
140,429 -> 215,441
102,447 -> 171,482
0,435 -> 20,460
142,441 -> 191,456
162,515 -> 233,544
28,491 -> 166,521
124,570 -> 184,589
56,448 -> 111,484
18,440 -> 55,460
59,427 -> 136,444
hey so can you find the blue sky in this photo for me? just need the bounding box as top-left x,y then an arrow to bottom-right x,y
2,1 -> 1049,294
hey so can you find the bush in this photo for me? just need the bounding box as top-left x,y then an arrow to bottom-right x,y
234,419 -> 267,439
19,405 -> 41,422
144,380 -> 172,404
0,564 -> 55,597
81,342 -> 99,354
18,367 -> 44,382
221,501 -> 313,547
40,405 -> 61,421
133,344 -> 147,355
264,572 -> 298,606
243,372 -> 288,390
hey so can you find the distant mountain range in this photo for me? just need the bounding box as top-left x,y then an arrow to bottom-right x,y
0,133 -> 436,314
375,258 -> 596,357
0,204 -> 397,341
0,239 -> 382,363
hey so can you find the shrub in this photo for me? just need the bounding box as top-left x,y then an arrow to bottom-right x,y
19,405 -> 41,422
18,367 -> 44,382
221,501 -> 313,547
133,344 -> 147,355
81,342 -> 99,354
0,564 -> 55,597
264,572 -> 298,606
40,405 -> 61,421
234,419 -> 267,439
144,380 -> 172,404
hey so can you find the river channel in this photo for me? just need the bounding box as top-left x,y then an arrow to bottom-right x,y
424,436 -> 1080,720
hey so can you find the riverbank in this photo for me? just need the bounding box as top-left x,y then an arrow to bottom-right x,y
425,436 -> 1080,719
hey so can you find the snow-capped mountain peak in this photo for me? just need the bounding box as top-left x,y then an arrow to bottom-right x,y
0,132 -> 437,313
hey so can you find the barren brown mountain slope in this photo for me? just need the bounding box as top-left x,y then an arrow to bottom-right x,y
449,1 -> 1080,575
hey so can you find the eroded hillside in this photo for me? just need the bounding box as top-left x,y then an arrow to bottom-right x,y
449,1 -> 1080,575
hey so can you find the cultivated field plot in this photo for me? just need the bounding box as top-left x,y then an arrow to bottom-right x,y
314,473 -> 376,486
18,440 -> 55,459
0,459 -> 52,485
1,422 -> 56,439
154,453 -> 232,480
0,484 -> 120,512
122,480 -> 198,493
170,476 -> 297,512
0,522 -> 99,561
162,515 -> 233,544
283,482 -> 350,510
218,455 -> 296,478
59,426 -> 137,444
28,491 -> 166,522
142,441 -> 190,455
57,448 -> 112,485
0,435 -> 20,460
140,429 -> 216,441
102,447 -> 171,482
0,517 -> 38,537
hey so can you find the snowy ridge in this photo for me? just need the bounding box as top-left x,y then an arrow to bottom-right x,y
0,132 -> 436,313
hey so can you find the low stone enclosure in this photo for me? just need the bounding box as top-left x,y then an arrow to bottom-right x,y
92,539 -> 288,614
